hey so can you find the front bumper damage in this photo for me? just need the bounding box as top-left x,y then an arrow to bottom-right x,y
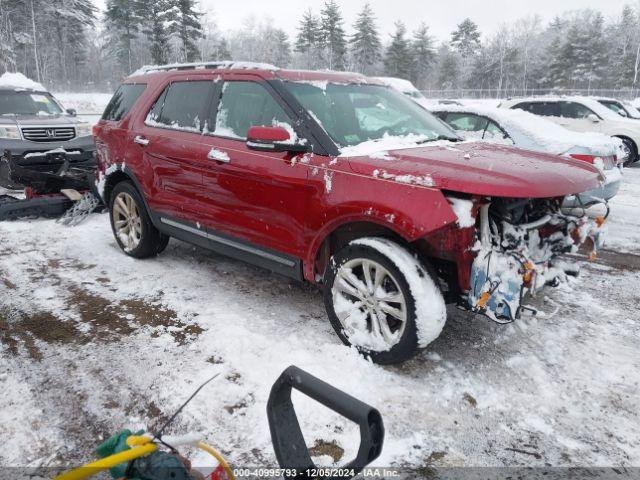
466,202 -> 606,323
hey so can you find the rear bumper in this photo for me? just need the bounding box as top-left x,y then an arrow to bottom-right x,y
563,167 -> 622,207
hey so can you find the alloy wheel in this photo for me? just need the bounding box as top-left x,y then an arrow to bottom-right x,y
332,258 -> 407,351
113,192 -> 142,251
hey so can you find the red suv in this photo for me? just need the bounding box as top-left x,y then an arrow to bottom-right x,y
94,62 -> 604,364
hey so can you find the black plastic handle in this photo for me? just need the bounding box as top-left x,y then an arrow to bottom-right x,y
267,366 -> 384,479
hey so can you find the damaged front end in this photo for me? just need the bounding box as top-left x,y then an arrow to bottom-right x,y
466,196 -> 606,323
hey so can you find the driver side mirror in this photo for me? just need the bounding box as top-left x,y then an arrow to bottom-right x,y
246,126 -> 309,153
66,108 -> 77,116
587,113 -> 600,123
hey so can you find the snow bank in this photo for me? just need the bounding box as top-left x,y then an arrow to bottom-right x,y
433,104 -> 620,157
53,92 -> 113,114
0,72 -> 45,91
351,238 -> 446,348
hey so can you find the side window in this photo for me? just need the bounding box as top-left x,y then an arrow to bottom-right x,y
560,101 -> 595,119
445,112 -> 488,132
484,120 -> 511,143
514,102 -> 559,117
146,81 -> 213,132
214,81 -> 292,139
513,102 -> 533,113
102,84 -> 146,121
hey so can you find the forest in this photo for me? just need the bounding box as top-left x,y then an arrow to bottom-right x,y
1,0 -> 640,95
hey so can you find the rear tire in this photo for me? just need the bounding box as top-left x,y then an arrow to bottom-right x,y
109,181 -> 169,258
323,237 -> 446,364
620,137 -> 638,166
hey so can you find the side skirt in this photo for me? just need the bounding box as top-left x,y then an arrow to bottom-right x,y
151,212 -> 303,281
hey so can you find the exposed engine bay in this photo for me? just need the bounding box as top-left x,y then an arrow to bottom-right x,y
467,196 -> 606,323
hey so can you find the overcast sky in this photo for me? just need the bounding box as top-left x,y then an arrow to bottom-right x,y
93,0 -> 634,41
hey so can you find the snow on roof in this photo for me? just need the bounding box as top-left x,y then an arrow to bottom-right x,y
0,72 -> 46,91
131,61 -> 279,76
433,104 -> 620,156
373,77 -> 420,94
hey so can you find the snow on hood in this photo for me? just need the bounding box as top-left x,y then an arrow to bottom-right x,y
338,133 -> 462,158
434,105 -> 621,157
0,72 -> 46,91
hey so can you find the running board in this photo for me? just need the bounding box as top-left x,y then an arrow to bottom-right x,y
154,213 -> 303,281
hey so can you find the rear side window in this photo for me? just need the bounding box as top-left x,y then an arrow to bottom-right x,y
102,84 -> 146,121
214,81 -> 292,139
560,101 -> 595,119
445,112 -> 488,132
513,101 -> 559,117
147,81 -> 213,132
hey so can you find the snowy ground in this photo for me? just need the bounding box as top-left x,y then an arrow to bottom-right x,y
0,167 -> 639,472
53,92 -> 112,126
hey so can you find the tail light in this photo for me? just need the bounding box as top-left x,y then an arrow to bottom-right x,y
569,154 -> 615,169
92,125 -> 101,138
569,153 -> 597,163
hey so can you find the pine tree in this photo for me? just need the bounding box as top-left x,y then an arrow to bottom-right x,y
349,3 -> 381,75
168,0 -> 202,62
272,29 -> 292,67
384,22 -> 412,79
295,8 -> 321,69
105,0 -> 142,74
319,0 -> 346,70
450,18 -> 481,58
541,16 -> 567,88
138,0 -> 171,64
410,23 -> 435,89
215,37 -> 230,60
436,44 -> 460,89
612,6 -> 638,88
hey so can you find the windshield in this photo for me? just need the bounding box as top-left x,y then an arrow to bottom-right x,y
0,91 -> 63,116
598,100 -> 627,116
284,82 -> 457,147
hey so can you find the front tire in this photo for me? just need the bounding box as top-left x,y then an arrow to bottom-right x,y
323,237 -> 446,364
109,181 -> 169,258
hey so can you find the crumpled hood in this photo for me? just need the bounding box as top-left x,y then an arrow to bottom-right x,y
347,142 -> 603,198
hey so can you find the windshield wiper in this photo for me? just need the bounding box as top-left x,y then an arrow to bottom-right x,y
416,135 -> 461,144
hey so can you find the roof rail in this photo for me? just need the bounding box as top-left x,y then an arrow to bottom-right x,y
132,61 -> 279,75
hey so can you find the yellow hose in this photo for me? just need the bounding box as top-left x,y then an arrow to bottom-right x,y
54,437 -> 234,480
53,443 -> 158,480
197,442 -> 235,480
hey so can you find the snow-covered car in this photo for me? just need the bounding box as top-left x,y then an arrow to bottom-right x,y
0,72 -> 96,189
431,105 -> 623,208
499,96 -> 640,166
372,77 -> 431,109
595,97 -> 640,120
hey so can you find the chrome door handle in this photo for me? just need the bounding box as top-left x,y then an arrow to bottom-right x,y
207,148 -> 230,163
134,135 -> 149,146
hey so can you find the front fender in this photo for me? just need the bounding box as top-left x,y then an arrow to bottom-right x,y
303,167 -> 459,281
